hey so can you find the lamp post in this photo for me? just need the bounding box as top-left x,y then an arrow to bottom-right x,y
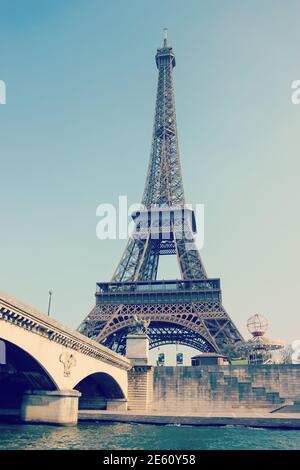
48,290 -> 53,316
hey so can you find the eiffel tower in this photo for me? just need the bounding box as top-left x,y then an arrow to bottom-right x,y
78,30 -> 243,354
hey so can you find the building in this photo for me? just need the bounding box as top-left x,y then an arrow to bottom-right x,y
191,353 -> 229,366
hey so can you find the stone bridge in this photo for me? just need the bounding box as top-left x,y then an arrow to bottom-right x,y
0,291 -> 132,425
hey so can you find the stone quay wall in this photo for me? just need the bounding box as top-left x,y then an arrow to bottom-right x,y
152,365 -> 300,411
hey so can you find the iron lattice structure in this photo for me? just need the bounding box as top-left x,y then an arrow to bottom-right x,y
79,32 -> 243,354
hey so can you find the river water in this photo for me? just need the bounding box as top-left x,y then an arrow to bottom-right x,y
0,423 -> 300,450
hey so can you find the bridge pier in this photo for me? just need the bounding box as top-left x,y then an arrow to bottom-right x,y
128,366 -> 154,411
106,398 -> 128,411
21,390 -> 81,426
126,333 -> 149,365
126,332 -> 153,411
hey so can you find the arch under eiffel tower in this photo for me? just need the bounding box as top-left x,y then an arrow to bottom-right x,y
78,30 -> 243,354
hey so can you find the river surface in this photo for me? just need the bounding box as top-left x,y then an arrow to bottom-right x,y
1,422 -> 300,450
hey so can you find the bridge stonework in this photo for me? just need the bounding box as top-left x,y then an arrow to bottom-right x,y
0,291 -> 131,425
128,366 -> 154,412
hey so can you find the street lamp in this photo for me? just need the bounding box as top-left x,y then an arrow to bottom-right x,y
48,290 -> 53,316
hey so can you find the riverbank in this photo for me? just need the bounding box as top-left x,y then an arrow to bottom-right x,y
78,409 -> 300,429
2,407 -> 300,430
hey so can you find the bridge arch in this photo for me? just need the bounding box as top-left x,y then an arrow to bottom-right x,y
0,332 -> 129,400
0,339 -> 58,415
74,372 -> 125,410
0,333 -> 59,390
0,325 -> 129,417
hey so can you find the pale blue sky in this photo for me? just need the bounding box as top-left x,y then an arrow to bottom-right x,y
0,0 -> 300,352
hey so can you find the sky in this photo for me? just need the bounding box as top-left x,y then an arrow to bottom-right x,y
0,0 -> 300,363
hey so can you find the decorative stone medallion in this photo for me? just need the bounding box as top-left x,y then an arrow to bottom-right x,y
59,351 -> 77,377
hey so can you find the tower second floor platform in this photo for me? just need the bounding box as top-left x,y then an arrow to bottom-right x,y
95,278 -> 222,306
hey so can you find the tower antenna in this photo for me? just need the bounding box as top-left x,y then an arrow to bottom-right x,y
163,28 -> 168,47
